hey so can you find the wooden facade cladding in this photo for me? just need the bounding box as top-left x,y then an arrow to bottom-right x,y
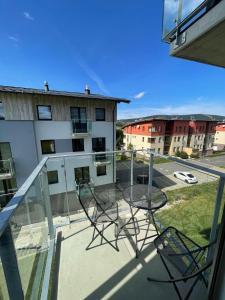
0,92 -> 116,122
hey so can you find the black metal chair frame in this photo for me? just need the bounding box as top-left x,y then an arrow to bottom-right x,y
78,183 -> 119,252
147,226 -> 215,300
120,185 -> 167,258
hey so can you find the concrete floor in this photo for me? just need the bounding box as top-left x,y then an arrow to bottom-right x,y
57,210 -> 207,300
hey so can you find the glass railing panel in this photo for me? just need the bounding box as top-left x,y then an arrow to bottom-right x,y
163,0 -> 209,41
155,159 -> 221,247
116,150 -> 132,189
71,119 -> 92,134
9,173 -> 49,299
0,256 -> 9,299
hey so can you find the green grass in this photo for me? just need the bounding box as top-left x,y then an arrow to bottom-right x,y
157,181 -> 225,246
153,157 -> 170,164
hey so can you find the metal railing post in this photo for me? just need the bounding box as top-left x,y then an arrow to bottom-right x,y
41,166 -> 55,240
63,157 -> 71,224
131,150 -> 134,186
0,225 -> 24,300
148,152 -> 154,190
207,177 -> 225,261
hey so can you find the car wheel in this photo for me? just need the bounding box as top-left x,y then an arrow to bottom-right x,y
174,174 -> 177,178
185,180 -> 189,184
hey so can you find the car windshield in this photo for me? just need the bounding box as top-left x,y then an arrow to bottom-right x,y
187,174 -> 194,178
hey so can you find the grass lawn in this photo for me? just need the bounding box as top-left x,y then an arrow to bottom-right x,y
153,157 -> 169,164
157,181 -> 225,246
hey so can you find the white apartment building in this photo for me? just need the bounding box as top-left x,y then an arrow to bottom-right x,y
0,83 -> 129,210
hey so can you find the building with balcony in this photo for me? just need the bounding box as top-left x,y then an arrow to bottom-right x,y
123,118 -> 217,156
214,124 -> 225,150
0,83 -> 129,210
163,0 -> 225,67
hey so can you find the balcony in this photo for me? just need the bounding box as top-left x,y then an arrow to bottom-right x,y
0,158 -> 15,180
0,150 -> 225,299
71,119 -> 92,137
163,0 -> 225,68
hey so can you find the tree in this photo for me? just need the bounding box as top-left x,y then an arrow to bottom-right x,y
127,143 -> 133,150
116,128 -> 125,150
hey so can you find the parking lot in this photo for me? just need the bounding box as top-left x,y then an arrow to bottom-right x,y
116,160 -> 217,191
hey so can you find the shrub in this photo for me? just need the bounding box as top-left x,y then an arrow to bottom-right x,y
175,150 -> 181,157
190,152 -> 199,159
179,151 -> 189,159
120,153 -> 128,160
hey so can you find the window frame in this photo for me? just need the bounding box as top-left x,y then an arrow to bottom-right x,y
47,170 -> 59,185
0,101 -> 5,120
41,140 -> 56,155
72,139 -> 85,152
74,166 -> 90,184
37,105 -> 52,121
95,108 -> 105,121
97,165 -> 107,176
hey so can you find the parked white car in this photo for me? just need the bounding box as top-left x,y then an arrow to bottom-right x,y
173,172 -> 198,184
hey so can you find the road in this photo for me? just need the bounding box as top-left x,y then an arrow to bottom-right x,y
195,155 -> 225,168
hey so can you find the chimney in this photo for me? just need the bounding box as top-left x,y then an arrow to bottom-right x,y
44,81 -> 49,91
85,84 -> 90,95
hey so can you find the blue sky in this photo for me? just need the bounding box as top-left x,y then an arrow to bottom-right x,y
1,0 -> 225,119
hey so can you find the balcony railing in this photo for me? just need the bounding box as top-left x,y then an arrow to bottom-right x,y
71,119 -> 92,136
92,149 -> 112,166
0,149 -> 225,298
0,158 -> 15,180
162,0 -> 222,43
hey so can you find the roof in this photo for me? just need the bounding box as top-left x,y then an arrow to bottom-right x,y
122,115 -> 221,128
0,85 -> 130,104
121,114 -> 224,128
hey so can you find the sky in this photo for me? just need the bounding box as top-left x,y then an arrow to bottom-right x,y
1,0 -> 225,119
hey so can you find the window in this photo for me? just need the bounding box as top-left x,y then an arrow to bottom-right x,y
72,139 -> 84,152
173,147 -> 176,152
97,165 -> 106,176
177,137 -> 180,142
47,171 -> 59,185
71,107 -> 87,133
92,137 -> 105,152
159,137 -> 161,143
0,102 -> 5,120
174,137 -> 176,142
41,140 -> 55,154
149,127 -> 156,133
158,148 -> 161,154
96,108 -> 105,121
142,137 -> 145,142
74,167 -> 90,184
0,143 -> 12,160
148,138 -> 155,144
37,105 -> 52,120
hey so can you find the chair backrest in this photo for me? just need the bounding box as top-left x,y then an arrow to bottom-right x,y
78,183 -> 96,224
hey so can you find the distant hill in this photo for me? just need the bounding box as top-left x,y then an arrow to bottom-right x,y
118,114 -> 225,126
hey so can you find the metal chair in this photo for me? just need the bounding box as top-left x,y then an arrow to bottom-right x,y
147,226 -> 215,300
78,183 -> 119,251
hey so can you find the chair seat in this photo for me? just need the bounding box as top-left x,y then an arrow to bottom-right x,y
93,205 -> 118,223
155,227 -> 204,276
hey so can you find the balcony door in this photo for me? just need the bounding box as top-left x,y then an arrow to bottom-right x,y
70,107 -> 87,133
92,138 -> 106,161
0,143 -> 12,172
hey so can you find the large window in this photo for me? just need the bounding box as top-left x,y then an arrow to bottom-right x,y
0,143 -> 12,160
47,170 -> 59,185
41,140 -> 55,154
96,108 -> 105,121
37,105 -> 52,120
71,107 -> 87,133
97,165 -> 106,176
72,139 -> 84,152
74,167 -> 90,184
92,137 -> 105,152
0,102 -> 5,120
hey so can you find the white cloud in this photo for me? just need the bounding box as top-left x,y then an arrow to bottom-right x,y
118,98 -> 225,120
133,91 -> 146,99
8,36 -> 19,42
24,12 -> 34,21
